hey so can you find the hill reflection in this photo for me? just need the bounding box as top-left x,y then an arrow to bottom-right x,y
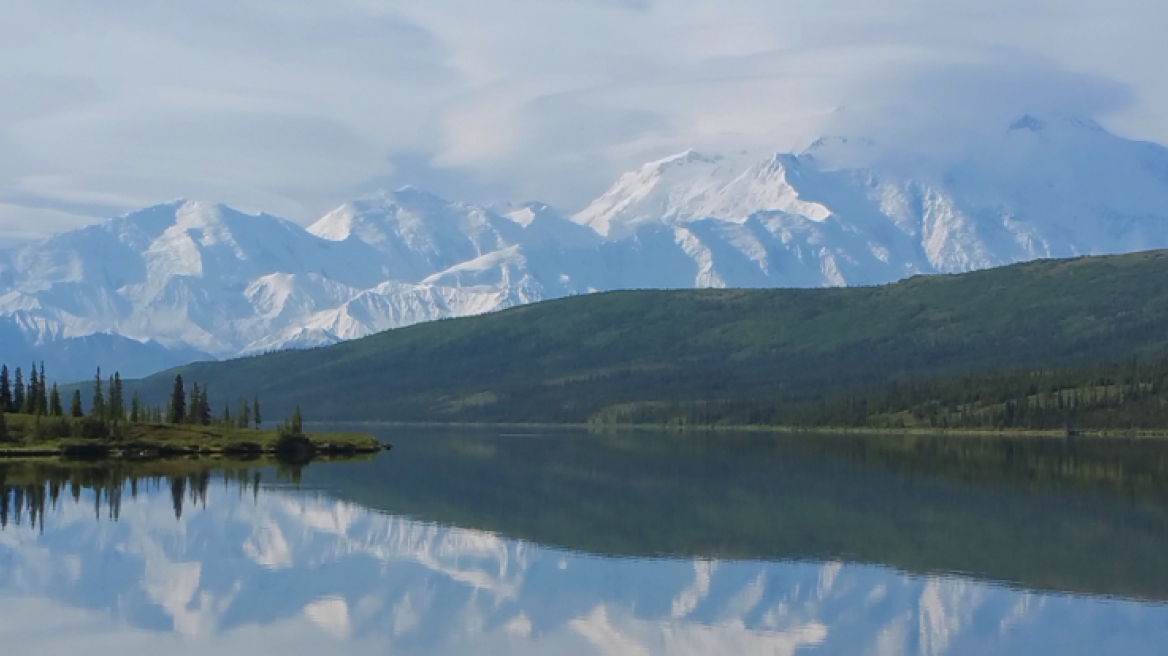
0,432 -> 1167,654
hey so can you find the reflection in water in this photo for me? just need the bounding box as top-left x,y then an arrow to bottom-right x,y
304,429 -> 1168,601
0,433 -> 1166,654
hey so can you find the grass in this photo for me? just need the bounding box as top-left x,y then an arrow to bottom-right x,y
0,413 -> 382,457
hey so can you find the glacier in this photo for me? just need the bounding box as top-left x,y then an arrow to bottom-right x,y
3,115 -> 1168,378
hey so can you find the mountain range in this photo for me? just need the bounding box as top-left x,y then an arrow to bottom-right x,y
123,249 -> 1168,425
4,114 -> 1168,379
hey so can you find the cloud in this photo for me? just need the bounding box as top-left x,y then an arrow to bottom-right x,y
0,0 -> 1162,236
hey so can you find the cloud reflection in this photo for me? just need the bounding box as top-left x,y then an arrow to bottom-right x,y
0,473 -> 1165,655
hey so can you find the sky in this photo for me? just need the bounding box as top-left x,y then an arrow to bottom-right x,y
0,0 -> 1165,241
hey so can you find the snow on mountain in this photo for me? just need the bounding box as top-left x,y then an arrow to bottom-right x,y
3,115 -> 1168,378
574,149 -> 834,238
575,116 -> 1168,275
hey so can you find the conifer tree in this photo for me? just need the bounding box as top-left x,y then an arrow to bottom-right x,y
109,372 -> 125,421
12,367 -> 24,415
188,383 -> 200,425
199,385 -> 211,426
222,402 -> 231,426
24,364 -> 37,415
0,407 -> 6,440
70,390 -> 83,417
49,384 -> 62,417
37,363 -> 48,416
168,375 -> 185,424
238,397 -> 251,429
291,405 -> 303,434
130,392 -> 141,423
0,365 -> 11,412
253,395 -> 261,430
91,368 -> 105,419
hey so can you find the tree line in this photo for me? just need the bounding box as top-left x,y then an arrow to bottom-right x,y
0,363 -> 265,439
0,363 -> 64,417
162,373 -> 263,430
588,357 -> 1168,432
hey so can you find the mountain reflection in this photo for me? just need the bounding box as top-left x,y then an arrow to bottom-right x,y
0,435 -> 1167,654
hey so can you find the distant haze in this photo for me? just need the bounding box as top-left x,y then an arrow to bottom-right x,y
0,0 -> 1164,239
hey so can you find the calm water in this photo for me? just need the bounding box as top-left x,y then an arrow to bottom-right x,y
2,428 -> 1168,654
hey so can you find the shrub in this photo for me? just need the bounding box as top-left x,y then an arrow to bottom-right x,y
33,417 -> 72,440
74,417 -> 111,440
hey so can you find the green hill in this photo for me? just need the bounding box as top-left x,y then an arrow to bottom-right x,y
128,249 -> 1168,428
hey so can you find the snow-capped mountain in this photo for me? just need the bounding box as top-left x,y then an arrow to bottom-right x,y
3,115 -> 1168,378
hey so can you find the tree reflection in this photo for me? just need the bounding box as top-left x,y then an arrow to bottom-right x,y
0,460 -> 306,530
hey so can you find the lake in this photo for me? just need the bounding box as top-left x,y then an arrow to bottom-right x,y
2,427 -> 1168,654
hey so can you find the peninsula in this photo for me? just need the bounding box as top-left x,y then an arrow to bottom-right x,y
0,412 -> 382,459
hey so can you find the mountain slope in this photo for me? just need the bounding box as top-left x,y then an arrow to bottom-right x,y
128,249 -> 1168,423
6,115 -> 1168,378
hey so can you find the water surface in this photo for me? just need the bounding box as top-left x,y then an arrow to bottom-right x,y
2,428 -> 1168,654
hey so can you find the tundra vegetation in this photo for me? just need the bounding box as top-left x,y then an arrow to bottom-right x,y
0,365 -> 379,457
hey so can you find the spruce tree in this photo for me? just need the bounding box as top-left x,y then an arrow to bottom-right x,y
91,368 -> 105,419
222,402 -> 231,426
253,395 -> 261,430
238,397 -> 251,429
49,384 -> 62,417
12,368 -> 24,415
109,373 -> 124,421
24,364 -> 37,415
0,407 -> 6,440
198,385 -> 211,426
0,365 -> 11,412
168,375 -> 185,424
291,405 -> 303,435
70,390 -> 83,417
37,363 -> 48,416
188,383 -> 200,425
130,393 -> 140,423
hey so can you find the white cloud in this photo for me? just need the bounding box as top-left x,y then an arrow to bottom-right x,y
0,0 -> 1162,237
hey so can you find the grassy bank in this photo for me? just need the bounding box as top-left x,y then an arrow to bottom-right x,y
0,413 -> 383,458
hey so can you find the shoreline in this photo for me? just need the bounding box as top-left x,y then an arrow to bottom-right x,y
0,442 -> 385,460
0,414 -> 385,460
307,420 -> 1168,440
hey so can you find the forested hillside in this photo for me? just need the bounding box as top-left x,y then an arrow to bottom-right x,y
128,250 -> 1168,429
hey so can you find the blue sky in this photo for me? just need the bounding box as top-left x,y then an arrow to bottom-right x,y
0,0 -> 1163,239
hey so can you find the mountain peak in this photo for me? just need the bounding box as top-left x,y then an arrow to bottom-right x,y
1009,115 -> 1048,132
345,187 -> 454,213
641,149 -> 724,176
1006,114 -> 1106,136
174,200 -> 227,224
